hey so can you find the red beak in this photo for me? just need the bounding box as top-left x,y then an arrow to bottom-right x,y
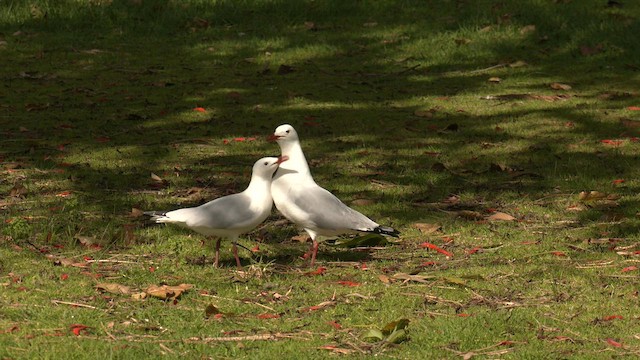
267,134 -> 281,142
276,155 -> 289,164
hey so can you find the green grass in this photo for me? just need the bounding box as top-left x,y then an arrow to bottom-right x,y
2,0 -> 640,358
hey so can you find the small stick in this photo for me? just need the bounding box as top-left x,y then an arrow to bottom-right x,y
51,300 -> 98,309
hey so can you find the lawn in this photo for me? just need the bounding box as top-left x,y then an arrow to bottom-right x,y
2,0 -> 640,358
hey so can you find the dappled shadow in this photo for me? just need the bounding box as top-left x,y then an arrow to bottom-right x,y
2,0 -> 640,249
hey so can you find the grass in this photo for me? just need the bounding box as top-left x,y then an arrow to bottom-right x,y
2,0 -> 640,358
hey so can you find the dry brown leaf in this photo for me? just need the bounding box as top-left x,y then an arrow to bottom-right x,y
351,199 -> 375,206
378,274 -> 393,284
150,173 -> 164,183
509,60 -> 528,68
414,109 -> 435,118
487,212 -> 516,221
488,77 -> 502,83
413,223 -> 442,235
96,282 -> 133,295
620,118 -> 640,129
131,292 -> 147,300
145,284 -> 193,300
457,210 -> 484,220
550,82 -> 572,90
130,208 -> 144,217
578,191 -> 608,201
9,184 -> 27,197
520,24 -> 536,34
291,234 -> 310,243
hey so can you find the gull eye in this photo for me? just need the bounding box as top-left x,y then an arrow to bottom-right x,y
264,161 -> 269,166
285,129 -> 290,134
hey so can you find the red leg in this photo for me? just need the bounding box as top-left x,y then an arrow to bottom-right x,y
309,240 -> 319,267
214,238 -> 221,268
232,242 -> 242,270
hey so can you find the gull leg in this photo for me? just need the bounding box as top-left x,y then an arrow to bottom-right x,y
214,238 -> 221,268
232,241 -> 242,270
309,240 -> 319,267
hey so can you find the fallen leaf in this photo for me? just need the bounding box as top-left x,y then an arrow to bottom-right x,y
488,77 -> 502,83
578,191 -> 608,201
205,304 -> 221,319
612,179 -> 625,185
299,300 -> 336,312
457,210 -> 484,220
602,315 -> 623,321
145,283 -> 193,300
351,198 -> 375,206
487,212 -> 516,221
520,24 -> 536,34
193,107 -> 206,112
550,82 -> 572,90
336,280 -> 361,287
622,266 -> 638,273
55,191 -> 72,197
413,223 -> 441,235
628,106 -> 640,111
580,44 -> 604,57
550,251 -> 567,257
95,282 -> 133,295
257,313 -> 280,319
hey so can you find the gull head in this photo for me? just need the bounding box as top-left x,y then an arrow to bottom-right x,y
267,124 -> 298,143
253,156 -> 288,177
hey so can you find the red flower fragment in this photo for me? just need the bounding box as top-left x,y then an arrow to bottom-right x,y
601,139 -> 623,146
612,179 -> 625,185
550,251 -> 567,257
627,106 -> 640,111
193,107 -> 206,112
70,324 -> 90,336
336,280 -> 361,287
621,266 -> 638,273
326,321 -> 342,329
305,267 -> 327,276
420,242 -> 453,257
257,313 -> 281,319
606,338 -> 623,347
467,246 -> 482,255
602,315 -> 623,321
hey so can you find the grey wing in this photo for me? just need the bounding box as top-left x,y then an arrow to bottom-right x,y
182,194 -> 258,230
291,185 -> 379,232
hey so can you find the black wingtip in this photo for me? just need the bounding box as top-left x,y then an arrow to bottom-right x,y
373,226 -> 400,238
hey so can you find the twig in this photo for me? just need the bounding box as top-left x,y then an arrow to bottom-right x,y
51,300 -> 99,310
199,293 -> 277,312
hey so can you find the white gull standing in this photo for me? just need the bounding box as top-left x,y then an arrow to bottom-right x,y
145,156 -> 288,269
268,124 -> 399,266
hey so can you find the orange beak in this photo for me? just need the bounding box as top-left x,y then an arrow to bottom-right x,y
276,155 -> 289,164
267,134 -> 281,142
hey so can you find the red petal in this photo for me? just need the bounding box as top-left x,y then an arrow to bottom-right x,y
56,191 -> 72,197
193,107 -> 206,112
606,338 -> 623,347
336,281 -> 360,287
467,246 -> 482,255
612,179 -> 625,185
233,137 -> 246,142
627,106 -> 640,111
457,313 -> 471,317
60,274 -> 69,281
622,266 -> 638,272
326,321 -> 342,329
603,315 -> 623,321
257,313 -> 280,319
70,324 -> 89,336
419,242 -> 453,257
550,251 -> 567,257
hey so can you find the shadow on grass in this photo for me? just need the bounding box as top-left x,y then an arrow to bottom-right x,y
2,0 -> 640,247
